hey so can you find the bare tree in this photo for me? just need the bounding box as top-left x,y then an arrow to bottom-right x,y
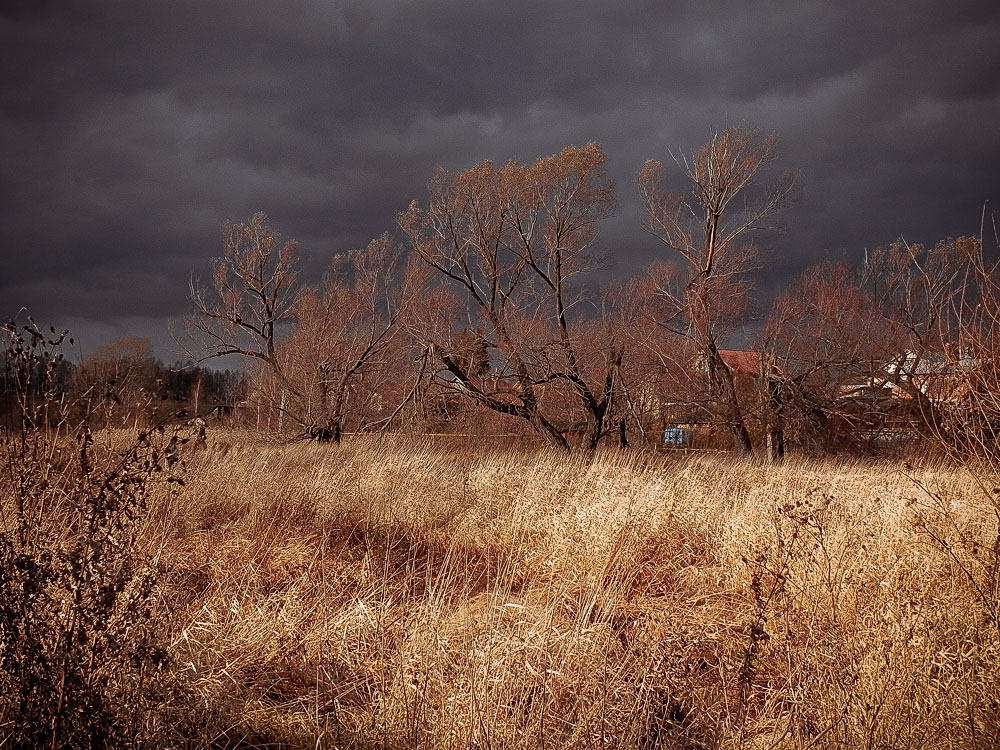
187,212 -> 302,373
765,262 -> 886,452
186,214 -> 420,439
860,237 -> 979,443
184,212 -> 305,428
767,236 -> 987,455
955,232 -> 1000,461
638,126 -> 796,456
262,234 -> 422,441
399,143 -> 623,451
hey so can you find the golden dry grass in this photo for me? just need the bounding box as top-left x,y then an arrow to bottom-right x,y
125,434 -> 1000,747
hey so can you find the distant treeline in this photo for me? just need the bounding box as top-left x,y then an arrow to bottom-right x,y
1,331 -> 244,429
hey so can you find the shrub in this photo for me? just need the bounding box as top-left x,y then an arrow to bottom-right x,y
0,319 -> 190,749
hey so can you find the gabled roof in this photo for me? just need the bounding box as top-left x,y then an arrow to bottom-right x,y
716,349 -> 788,377
718,349 -> 761,375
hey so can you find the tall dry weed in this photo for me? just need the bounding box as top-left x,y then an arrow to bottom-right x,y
1,321 -> 195,748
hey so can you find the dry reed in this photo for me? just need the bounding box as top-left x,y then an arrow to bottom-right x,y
112,433 -> 1000,749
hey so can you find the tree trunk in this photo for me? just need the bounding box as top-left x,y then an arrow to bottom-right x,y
535,415 -> 570,451
706,347 -> 753,455
730,421 -> 754,455
693,279 -> 753,456
765,425 -> 784,462
763,357 -> 785,463
581,406 -> 607,452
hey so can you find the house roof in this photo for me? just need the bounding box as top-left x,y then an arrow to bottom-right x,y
718,349 -> 761,375
883,350 -> 981,377
719,349 -> 793,377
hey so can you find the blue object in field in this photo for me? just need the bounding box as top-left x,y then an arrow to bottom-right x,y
663,427 -> 691,447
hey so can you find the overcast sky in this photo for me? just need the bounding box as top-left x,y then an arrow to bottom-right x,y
1,0 -> 997,358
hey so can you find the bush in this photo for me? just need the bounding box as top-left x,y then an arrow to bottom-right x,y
0,319 -> 191,749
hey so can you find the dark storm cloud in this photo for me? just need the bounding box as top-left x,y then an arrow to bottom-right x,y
1,0 -> 998,355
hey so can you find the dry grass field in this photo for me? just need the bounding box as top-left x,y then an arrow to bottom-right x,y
5,430 -> 1000,748
129,433 -> 998,749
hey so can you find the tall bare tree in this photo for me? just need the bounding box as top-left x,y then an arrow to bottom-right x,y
765,261 -> 885,451
861,236 -> 979,441
399,143 -> 623,450
262,234 -> 422,441
187,214 -> 419,439
638,127 -> 797,455
187,212 -> 302,373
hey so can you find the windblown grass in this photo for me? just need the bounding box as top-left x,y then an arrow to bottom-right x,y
4,429 -> 996,747
118,434 -> 998,748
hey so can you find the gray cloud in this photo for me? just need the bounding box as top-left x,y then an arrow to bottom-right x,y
1,0 -> 998,355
